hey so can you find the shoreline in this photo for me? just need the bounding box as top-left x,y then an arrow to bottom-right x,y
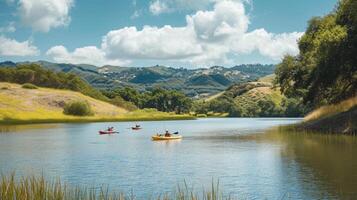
0,115 -> 196,125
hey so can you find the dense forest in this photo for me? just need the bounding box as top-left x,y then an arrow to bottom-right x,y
275,0 -> 356,108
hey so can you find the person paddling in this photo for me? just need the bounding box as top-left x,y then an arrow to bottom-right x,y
164,130 -> 171,137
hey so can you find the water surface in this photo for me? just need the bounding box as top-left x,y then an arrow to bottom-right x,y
0,118 -> 356,199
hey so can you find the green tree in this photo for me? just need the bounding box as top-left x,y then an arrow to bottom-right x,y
275,0 -> 356,107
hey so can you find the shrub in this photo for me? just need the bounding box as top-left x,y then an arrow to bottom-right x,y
22,83 -> 38,89
63,101 -> 93,116
110,96 -> 137,111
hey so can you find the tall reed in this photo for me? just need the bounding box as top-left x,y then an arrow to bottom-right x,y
0,174 -> 230,200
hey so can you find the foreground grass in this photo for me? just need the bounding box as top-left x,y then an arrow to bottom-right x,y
1,174 -> 227,200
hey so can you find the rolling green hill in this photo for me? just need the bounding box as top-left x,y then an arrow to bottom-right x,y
0,61 -> 275,97
193,75 -> 307,117
0,82 -> 193,124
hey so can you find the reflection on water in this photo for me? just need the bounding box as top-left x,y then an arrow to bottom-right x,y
0,118 -> 356,199
0,124 -> 60,133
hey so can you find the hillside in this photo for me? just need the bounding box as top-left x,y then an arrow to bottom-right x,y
297,97 -> 357,134
226,82 -> 285,117
0,82 -> 192,123
0,61 -> 275,97
193,77 -> 306,117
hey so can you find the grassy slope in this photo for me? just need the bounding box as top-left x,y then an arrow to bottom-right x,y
258,74 -> 276,83
0,82 -> 194,124
235,74 -> 283,108
298,97 -> 357,134
203,75 -> 284,116
233,84 -> 283,107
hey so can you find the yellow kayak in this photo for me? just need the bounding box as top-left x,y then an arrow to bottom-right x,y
152,135 -> 182,141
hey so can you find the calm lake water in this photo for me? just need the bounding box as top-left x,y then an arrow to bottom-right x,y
0,118 -> 356,199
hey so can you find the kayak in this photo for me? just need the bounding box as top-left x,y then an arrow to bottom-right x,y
152,135 -> 182,141
131,127 -> 142,130
99,130 -> 118,135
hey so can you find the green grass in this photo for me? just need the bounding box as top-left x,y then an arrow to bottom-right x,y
0,174 -> 229,200
0,83 -> 195,125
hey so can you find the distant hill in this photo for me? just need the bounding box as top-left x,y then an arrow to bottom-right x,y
0,61 -> 275,97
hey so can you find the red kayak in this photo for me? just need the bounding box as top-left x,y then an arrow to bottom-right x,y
99,130 -> 118,135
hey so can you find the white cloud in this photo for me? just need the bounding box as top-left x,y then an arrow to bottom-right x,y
0,36 -> 39,56
189,0 -> 248,41
46,45 -> 130,66
102,25 -> 201,60
149,0 -> 171,15
47,0 -> 303,67
232,29 -> 303,60
18,0 -> 74,32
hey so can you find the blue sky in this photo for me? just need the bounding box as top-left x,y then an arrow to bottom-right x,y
0,0 -> 337,67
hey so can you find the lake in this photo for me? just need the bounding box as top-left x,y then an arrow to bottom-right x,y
0,118 -> 356,199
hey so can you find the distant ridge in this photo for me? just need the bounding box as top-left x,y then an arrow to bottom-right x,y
0,61 -> 275,97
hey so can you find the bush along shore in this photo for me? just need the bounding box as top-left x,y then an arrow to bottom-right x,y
0,174 -> 228,200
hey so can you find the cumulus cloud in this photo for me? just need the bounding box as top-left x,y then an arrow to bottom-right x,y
0,36 -> 39,56
101,0 -> 301,66
46,45 -> 129,66
149,0 -> 171,15
47,0 -> 303,67
189,0 -> 248,41
18,0 -> 74,32
232,29 -> 304,60
102,25 -> 201,60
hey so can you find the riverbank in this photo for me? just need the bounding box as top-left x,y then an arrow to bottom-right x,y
296,97 -> 357,134
0,109 -> 195,125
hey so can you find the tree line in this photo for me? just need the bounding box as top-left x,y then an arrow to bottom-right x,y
102,87 -> 192,114
0,64 -> 106,100
192,91 -> 308,117
275,0 -> 356,108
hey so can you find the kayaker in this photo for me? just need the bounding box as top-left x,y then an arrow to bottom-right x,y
165,130 -> 171,137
